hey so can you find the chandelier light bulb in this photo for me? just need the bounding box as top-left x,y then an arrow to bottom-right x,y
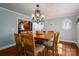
40,15 -> 44,19
41,15 -> 44,18
36,13 -> 40,17
32,14 -> 35,17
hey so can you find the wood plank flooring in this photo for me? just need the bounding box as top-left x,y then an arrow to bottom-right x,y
0,41 -> 79,56
58,41 -> 79,56
0,46 -> 17,56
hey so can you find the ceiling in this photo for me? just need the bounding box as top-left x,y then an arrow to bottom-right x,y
0,3 -> 79,19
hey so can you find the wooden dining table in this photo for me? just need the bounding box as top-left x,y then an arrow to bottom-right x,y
34,34 -> 54,41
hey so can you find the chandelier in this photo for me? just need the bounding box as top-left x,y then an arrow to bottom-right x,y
32,4 -> 45,23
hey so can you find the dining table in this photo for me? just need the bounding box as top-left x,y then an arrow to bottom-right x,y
34,34 -> 54,41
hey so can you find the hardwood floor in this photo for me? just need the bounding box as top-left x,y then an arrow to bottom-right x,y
58,41 -> 79,56
0,41 -> 79,56
0,46 -> 17,56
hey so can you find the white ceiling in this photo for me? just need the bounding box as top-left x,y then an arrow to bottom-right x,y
0,3 -> 79,19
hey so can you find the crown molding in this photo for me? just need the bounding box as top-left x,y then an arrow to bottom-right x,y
0,7 -> 31,19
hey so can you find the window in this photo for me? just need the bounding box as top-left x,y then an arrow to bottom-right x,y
62,19 -> 72,30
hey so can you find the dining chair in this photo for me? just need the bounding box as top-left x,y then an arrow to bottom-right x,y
53,32 -> 60,56
14,33 -> 25,56
20,34 -> 45,56
48,31 -> 54,33
43,31 -> 54,55
43,32 -> 60,56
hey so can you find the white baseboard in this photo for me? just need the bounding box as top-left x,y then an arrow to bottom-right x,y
75,42 -> 79,48
61,40 -> 79,48
60,40 -> 77,44
0,43 -> 16,50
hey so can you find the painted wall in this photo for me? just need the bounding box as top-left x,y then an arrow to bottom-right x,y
44,16 -> 77,42
75,14 -> 79,47
0,7 -> 30,49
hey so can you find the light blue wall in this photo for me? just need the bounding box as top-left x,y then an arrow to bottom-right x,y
44,16 -> 77,42
0,7 -> 30,48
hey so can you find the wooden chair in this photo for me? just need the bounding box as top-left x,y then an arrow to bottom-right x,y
47,31 -> 54,39
44,32 -> 60,56
14,33 -> 25,56
20,34 -> 45,56
53,32 -> 60,56
43,31 -> 54,56
48,31 -> 54,33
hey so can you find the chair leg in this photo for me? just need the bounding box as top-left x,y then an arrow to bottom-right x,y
52,50 -> 54,56
38,50 -> 45,56
54,49 -> 58,56
43,49 -> 46,56
45,48 -> 48,56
